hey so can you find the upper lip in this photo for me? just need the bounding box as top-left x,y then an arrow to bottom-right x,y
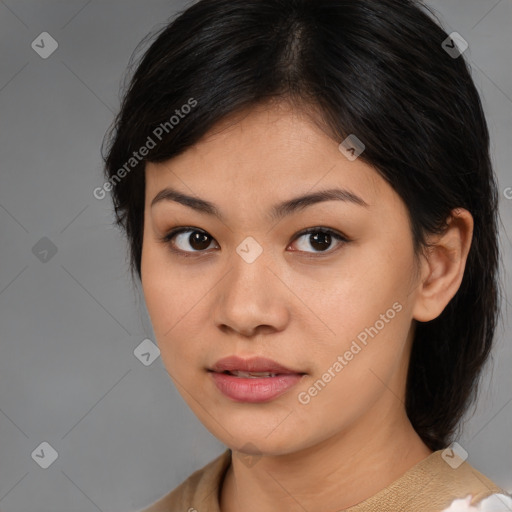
209,356 -> 305,374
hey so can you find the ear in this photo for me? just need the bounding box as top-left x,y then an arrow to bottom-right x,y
412,208 -> 474,322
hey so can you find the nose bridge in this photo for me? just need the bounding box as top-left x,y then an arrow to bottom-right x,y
227,235 -> 273,295
213,236 -> 287,334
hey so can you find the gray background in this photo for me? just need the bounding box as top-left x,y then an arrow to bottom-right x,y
0,1 -> 511,511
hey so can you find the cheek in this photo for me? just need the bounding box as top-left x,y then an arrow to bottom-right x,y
301,239 -> 413,342
295,239 -> 414,401
295,300 -> 411,428
141,240 -> 180,334
140,240 -> 211,364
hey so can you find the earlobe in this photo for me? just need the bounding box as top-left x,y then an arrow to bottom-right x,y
412,208 -> 474,323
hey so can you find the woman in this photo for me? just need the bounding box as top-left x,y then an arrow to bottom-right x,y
102,0 -> 511,510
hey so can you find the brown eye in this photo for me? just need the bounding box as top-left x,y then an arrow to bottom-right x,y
161,228 -> 218,254
290,228 -> 348,254
160,226 -> 349,257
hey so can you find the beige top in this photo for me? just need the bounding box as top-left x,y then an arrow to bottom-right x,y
140,449 -> 505,512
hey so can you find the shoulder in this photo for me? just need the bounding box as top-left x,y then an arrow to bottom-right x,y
424,450 -> 504,501
347,450 -> 507,512
405,450 -> 507,511
138,449 -> 231,512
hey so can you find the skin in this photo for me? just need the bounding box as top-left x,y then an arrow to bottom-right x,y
141,100 -> 473,512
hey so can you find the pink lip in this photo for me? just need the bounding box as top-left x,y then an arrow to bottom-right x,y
210,355 -> 304,374
209,372 -> 305,403
208,356 -> 306,403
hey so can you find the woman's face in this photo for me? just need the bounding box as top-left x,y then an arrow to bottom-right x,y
141,102 -> 424,456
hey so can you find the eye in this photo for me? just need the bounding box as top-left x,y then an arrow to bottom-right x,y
159,227 -> 218,256
288,227 -> 349,255
159,226 -> 349,257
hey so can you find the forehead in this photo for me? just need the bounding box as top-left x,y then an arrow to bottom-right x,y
144,102 -> 382,206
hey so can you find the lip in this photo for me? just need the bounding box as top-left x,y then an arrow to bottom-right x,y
208,356 -> 306,403
209,355 -> 304,374
209,372 -> 305,403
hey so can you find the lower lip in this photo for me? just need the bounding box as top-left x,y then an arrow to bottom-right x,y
209,371 -> 305,403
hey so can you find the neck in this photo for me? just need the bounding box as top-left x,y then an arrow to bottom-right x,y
220,400 -> 432,512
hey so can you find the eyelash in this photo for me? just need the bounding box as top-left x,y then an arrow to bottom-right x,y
158,226 -> 350,258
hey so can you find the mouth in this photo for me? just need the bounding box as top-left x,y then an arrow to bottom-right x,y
208,371 -> 306,403
209,370 -> 304,378
207,356 -> 307,403
208,355 -> 307,376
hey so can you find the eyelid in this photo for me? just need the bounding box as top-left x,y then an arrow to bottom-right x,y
158,226 -> 217,258
286,227 -> 349,258
159,226 -> 350,257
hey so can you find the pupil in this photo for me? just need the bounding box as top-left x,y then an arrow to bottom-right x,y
310,232 -> 331,251
190,231 -> 211,250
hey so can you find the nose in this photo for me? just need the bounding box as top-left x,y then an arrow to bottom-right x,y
213,248 -> 290,338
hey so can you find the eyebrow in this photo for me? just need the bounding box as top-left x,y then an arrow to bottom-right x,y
150,186 -> 369,222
